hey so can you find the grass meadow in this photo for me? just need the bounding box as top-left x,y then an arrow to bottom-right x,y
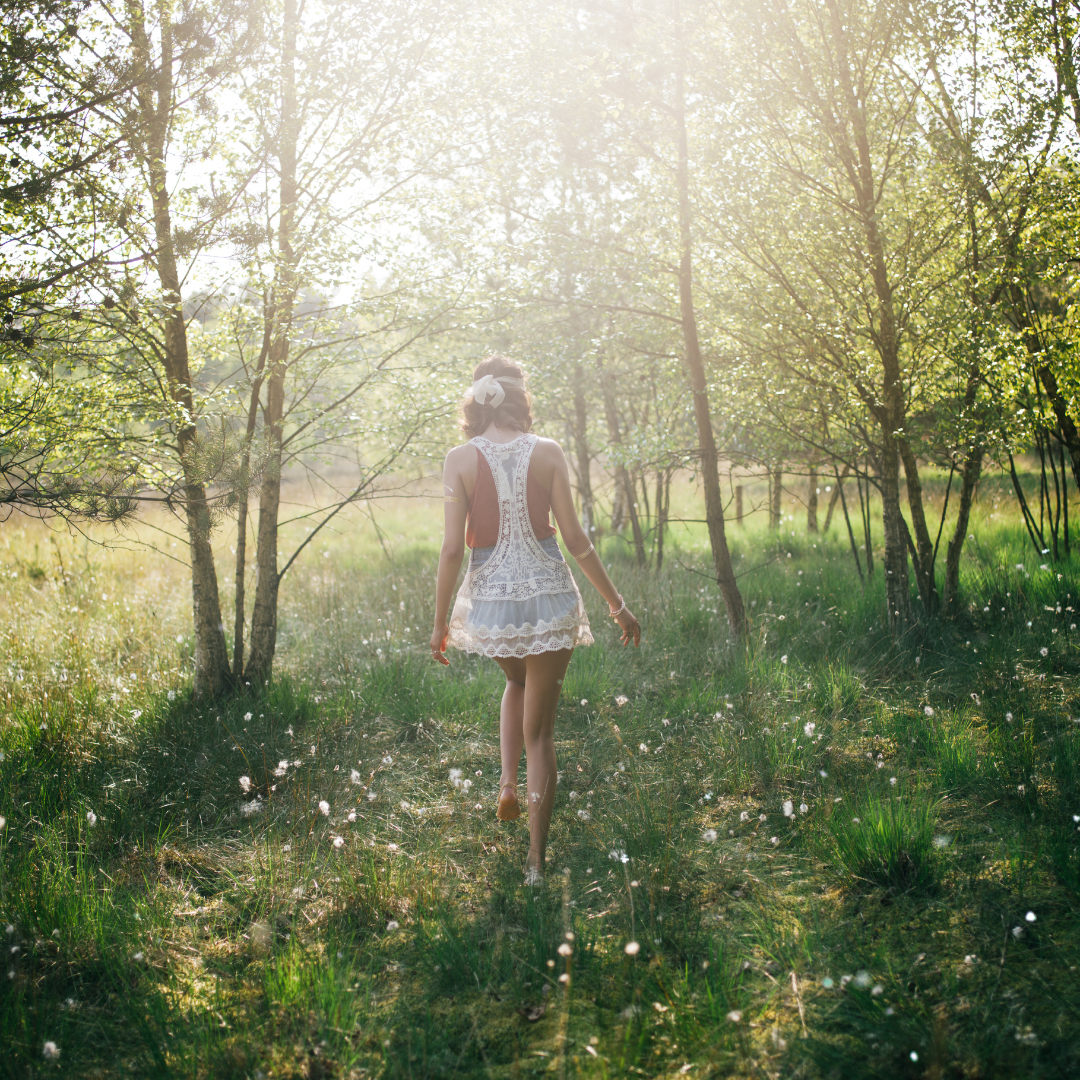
1,472 -> 1079,1079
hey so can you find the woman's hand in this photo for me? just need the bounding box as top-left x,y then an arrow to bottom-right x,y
430,623 -> 450,665
614,606 -> 641,647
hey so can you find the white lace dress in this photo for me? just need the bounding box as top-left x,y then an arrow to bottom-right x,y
448,434 -> 594,657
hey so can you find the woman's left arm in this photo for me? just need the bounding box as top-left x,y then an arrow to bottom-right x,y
431,449 -> 468,665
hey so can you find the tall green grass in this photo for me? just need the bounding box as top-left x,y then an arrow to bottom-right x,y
2,498 -> 1080,1077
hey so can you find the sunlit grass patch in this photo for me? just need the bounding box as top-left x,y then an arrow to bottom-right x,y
825,792 -> 939,892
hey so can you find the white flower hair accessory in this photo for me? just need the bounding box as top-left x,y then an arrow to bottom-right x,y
469,373 -> 525,409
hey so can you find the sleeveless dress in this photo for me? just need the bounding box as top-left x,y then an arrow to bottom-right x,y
448,433 -> 594,657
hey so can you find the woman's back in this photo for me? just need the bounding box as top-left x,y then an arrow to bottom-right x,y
465,439 -> 556,548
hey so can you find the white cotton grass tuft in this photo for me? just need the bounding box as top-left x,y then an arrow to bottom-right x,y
557,943 -> 572,957
1040,647 -> 1049,657
782,800 -> 794,818
85,810 -> 97,827
244,712 -> 252,722
615,694 -> 629,707
1026,910 -> 1036,923
780,655 -> 788,664
924,706 -> 934,717
726,1010 -> 742,1023
799,803 -> 808,814
332,836 -> 344,849
770,836 -> 779,845
803,721 -> 815,737
739,811 -> 749,822
382,755 -> 393,766
702,828 -> 718,843
624,941 -> 640,955
449,768 -> 463,788
241,798 -> 263,818
42,1041 -> 60,1061
239,776 -> 252,794
386,920 -> 400,932
318,800 -> 330,816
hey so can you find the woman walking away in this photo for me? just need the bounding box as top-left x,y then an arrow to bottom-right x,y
430,355 -> 641,885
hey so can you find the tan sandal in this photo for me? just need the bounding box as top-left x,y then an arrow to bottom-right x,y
497,783 -> 521,821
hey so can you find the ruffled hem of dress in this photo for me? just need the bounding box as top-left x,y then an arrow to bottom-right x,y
447,627 -> 595,658
447,610 -> 594,656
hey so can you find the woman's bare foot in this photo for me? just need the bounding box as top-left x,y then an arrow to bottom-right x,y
497,783 -> 521,821
524,850 -> 544,886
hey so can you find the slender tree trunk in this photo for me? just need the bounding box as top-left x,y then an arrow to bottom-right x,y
879,438 -> 912,631
637,467 -> 651,530
835,463 -> 863,580
897,438 -> 939,615
1006,290 -> 1080,492
735,484 -> 743,524
856,465 -> 875,576
943,444 -> 983,609
245,0 -> 299,684
1061,437 -> 1070,555
232,312 -> 273,678
807,465 -> 818,532
822,463 -> 850,532
610,484 -> 626,533
827,0 -> 909,630
596,355 -> 646,567
1047,427 -> 1062,560
1037,427 -> 1049,546
130,3 -> 231,698
1035,363 -> 1080,493
672,0 -> 745,637
655,468 -> 670,572
768,467 -> 780,529
571,361 -> 595,541
1008,451 -> 1047,556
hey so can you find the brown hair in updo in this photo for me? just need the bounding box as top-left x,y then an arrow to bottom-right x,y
460,354 -> 534,439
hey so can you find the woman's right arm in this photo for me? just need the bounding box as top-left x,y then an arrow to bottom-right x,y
431,448 -> 468,665
547,443 -> 641,647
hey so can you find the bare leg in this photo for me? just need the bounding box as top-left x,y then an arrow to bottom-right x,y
494,657 -> 527,819
521,648 -> 573,873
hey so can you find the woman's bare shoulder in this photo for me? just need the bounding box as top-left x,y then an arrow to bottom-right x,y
444,441 -> 477,465
531,435 -> 566,462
